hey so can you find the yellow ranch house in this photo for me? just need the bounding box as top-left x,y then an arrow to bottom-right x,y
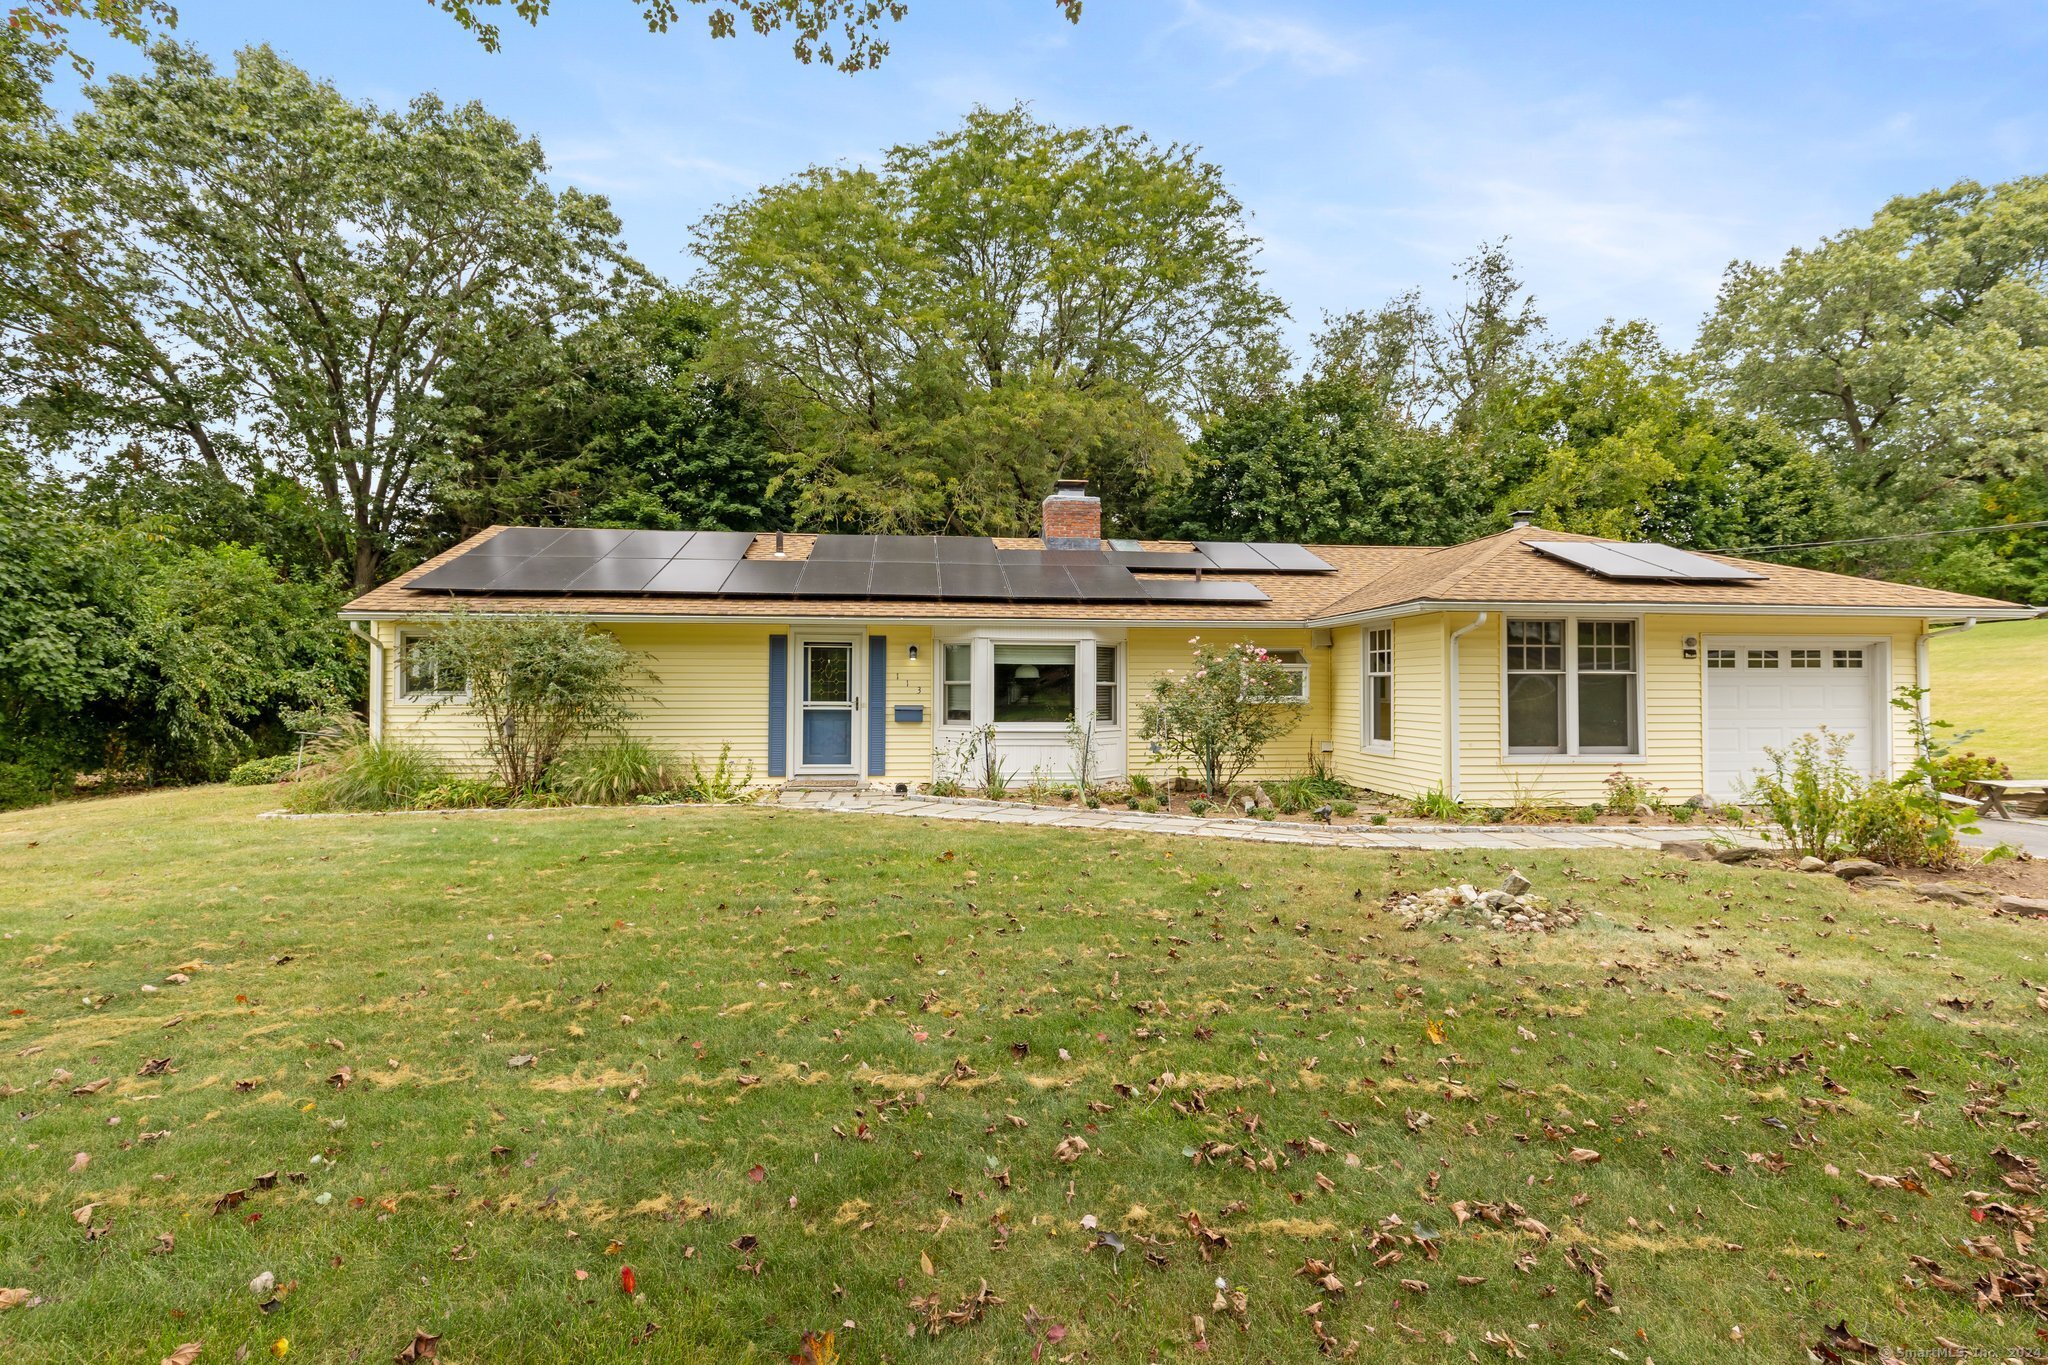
341,481 -> 2036,805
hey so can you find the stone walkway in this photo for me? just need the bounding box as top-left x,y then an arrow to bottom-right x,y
770,788 -> 1771,853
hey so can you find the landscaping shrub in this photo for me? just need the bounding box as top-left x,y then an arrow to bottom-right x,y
285,731 -> 448,812
404,611 -> 648,792
1573,804 -> 1602,824
673,745 -> 755,804
1188,798 -> 1213,816
227,754 -> 299,786
0,759 -> 66,810
554,737 -> 676,804
1744,730 -> 1862,859
412,776 -> 513,809
1265,766 -> 1352,812
1409,787 -> 1462,821
1139,639 -> 1300,796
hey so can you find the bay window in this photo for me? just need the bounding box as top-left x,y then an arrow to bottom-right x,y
1505,617 -> 1639,756
1364,628 -> 1393,746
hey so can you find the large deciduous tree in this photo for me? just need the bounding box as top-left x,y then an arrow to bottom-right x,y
693,103 -> 1285,535
8,43 -> 641,588
1699,177 -> 2048,517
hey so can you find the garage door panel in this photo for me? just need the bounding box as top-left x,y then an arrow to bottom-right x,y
1707,639 -> 1880,801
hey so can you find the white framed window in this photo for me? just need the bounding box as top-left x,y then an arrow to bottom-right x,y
1790,648 -> 1822,669
941,643 -> 972,723
1364,628 -> 1393,747
397,631 -> 466,701
1706,648 -> 1736,669
1269,648 -> 1310,703
992,644 -> 1076,724
1094,645 -> 1120,725
1505,617 -> 1639,757
1747,648 -> 1780,669
1832,648 -> 1864,669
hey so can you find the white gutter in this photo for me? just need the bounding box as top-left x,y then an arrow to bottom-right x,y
1445,612 -> 1489,801
1915,618 -> 1977,757
346,621 -> 384,743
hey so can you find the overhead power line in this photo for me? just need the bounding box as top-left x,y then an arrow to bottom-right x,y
1711,519 -> 2048,555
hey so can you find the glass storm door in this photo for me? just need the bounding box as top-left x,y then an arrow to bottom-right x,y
799,641 -> 856,770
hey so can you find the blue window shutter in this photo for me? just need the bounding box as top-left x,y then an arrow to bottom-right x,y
767,635 -> 788,777
867,635 -> 888,776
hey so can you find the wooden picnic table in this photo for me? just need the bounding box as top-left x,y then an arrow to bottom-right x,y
1963,778 -> 2048,820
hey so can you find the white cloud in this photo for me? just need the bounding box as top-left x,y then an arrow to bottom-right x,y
1162,0 -> 1371,80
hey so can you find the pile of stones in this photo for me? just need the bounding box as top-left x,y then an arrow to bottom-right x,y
1389,869 -> 1579,933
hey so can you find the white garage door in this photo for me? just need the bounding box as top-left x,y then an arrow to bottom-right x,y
1705,641 -> 1882,802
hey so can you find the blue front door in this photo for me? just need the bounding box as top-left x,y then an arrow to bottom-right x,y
800,641 -> 856,770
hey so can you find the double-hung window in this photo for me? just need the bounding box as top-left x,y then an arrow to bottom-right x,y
942,644 -> 973,723
398,632 -> 466,700
1505,618 -> 1638,756
1364,628 -> 1393,746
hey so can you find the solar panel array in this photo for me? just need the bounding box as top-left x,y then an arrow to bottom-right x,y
405,528 -> 1352,605
1526,540 -> 1767,583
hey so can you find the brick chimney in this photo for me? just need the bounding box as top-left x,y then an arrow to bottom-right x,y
1041,478 -> 1101,549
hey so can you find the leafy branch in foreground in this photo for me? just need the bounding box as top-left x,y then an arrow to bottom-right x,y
432,0 -> 1083,71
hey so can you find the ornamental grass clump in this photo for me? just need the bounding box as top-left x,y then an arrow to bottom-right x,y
1139,639 -> 1300,798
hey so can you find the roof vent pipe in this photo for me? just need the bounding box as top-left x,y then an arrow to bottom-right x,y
1509,509 -> 1537,530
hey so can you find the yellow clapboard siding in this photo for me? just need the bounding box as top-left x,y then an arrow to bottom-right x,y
1123,628 -> 1335,785
1327,618 -> 1447,798
1450,613 -> 1923,805
374,621 -> 935,787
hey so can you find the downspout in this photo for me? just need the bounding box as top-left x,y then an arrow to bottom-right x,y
1445,612 -> 1489,801
1913,618 -> 1976,780
347,621 -> 384,744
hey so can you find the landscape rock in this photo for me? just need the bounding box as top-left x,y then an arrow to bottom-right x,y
1829,858 -> 1886,879
1998,895 -> 2048,918
1857,876 -> 1913,892
1390,874 -> 1576,934
1663,841 -> 1714,862
1797,857 -> 1829,873
1916,882 -> 1983,905
1711,844 -> 1768,864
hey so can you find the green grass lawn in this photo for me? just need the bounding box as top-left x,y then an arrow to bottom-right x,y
3,788 -> 2045,1362
1933,617 -> 2048,774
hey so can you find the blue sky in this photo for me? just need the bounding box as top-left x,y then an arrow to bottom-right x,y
53,0 -> 2048,356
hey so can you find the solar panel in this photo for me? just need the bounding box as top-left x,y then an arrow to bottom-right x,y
1527,540 -> 1765,582
872,534 -> 939,562
1107,538 -> 1145,552
937,562 -> 1010,599
1140,579 -> 1270,604
642,559 -> 738,595
1248,543 -> 1335,573
566,558 -> 669,593
408,555 -> 516,591
866,561 -> 941,598
489,556 -> 603,591
535,528 -> 633,557
672,530 -> 756,559
1105,550 -> 1216,572
1192,541 -> 1276,571
611,529 -> 697,559
795,559 -> 874,598
934,537 -> 999,563
1064,565 -> 1149,601
806,534 -> 874,561
718,560 -> 805,595
473,528 -> 567,556
998,563 -> 1077,601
